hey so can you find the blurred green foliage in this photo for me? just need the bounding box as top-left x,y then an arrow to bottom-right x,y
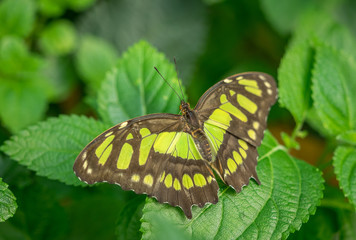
0,0 -> 355,239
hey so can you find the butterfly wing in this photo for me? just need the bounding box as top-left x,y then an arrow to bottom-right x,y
195,72 -> 277,190
73,113 -> 218,218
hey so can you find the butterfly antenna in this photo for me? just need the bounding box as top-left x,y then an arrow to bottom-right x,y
174,57 -> 186,102
154,67 -> 183,102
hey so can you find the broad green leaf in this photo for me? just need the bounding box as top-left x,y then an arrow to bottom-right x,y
140,212 -> 189,240
0,115 -> 110,186
305,107 -> 333,138
0,153 -> 32,189
338,211 -> 356,240
338,0 -> 356,37
0,37 -> 55,132
294,185 -> 356,240
115,195 -> 145,240
333,146 -> 356,210
292,10 -> 356,54
288,208 -> 338,240
38,0 -> 95,17
67,185 -> 131,240
141,132 -> 324,240
281,132 -> 300,150
66,0 -> 96,11
0,178 -> 17,222
260,0 -> 316,34
38,0 -> 66,17
0,36 -> 42,76
337,130 -> 356,146
312,44 -> 356,136
77,0 -> 207,81
39,20 -> 77,56
75,35 -> 118,93
41,57 -> 76,102
2,179 -> 69,239
0,80 -> 47,133
202,0 -> 225,5
278,10 -> 356,127
278,42 -> 314,124
98,40 -> 183,125
0,0 -> 35,38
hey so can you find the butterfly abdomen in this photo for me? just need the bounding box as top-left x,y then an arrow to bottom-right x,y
191,128 -> 213,162
182,106 -> 214,163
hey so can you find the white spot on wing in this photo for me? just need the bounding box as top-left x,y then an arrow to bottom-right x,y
87,168 -> 92,174
119,121 -> 128,129
224,79 -> 233,83
259,74 -> 266,81
105,131 -> 113,137
267,89 -> 273,95
82,152 -> 87,160
264,81 -> 271,88
83,160 -> 88,169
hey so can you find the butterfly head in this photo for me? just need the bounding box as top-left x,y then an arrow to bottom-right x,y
180,100 -> 191,115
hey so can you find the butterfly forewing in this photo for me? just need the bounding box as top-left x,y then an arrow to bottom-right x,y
195,72 -> 277,146
73,113 -> 218,219
196,72 -> 277,191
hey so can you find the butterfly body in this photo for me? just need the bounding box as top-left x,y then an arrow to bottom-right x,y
74,72 -> 277,219
180,101 -> 214,163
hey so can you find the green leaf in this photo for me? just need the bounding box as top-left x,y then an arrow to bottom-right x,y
2,179 -> 69,239
278,42 -> 314,124
260,0 -> 316,34
141,132 -> 324,239
39,20 -> 77,56
292,185 -> 356,240
77,0 -> 207,81
0,36 -> 42,76
338,211 -> 356,239
312,44 -> 356,136
56,183 -> 129,240
337,130 -> 356,146
38,0 -> 66,17
98,40 -> 183,125
38,0 -> 95,17
75,35 -> 118,93
0,115 -> 110,186
333,146 -> 356,210
292,10 -> 356,54
66,0 -> 96,11
0,80 -> 47,133
281,132 -> 300,150
140,211 -> 189,240
0,178 -> 17,222
115,195 -> 145,240
277,9 -> 356,131
288,208 -> 338,240
41,57 -> 76,102
0,0 -> 35,38
201,0 -> 225,5
0,37 -> 49,132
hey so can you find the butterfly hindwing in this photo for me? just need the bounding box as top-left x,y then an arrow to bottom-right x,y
195,72 -> 277,146
212,132 -> 260,191
73,113 -> 218,219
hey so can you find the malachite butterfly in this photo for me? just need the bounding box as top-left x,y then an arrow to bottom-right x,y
73,72 -> 277,219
